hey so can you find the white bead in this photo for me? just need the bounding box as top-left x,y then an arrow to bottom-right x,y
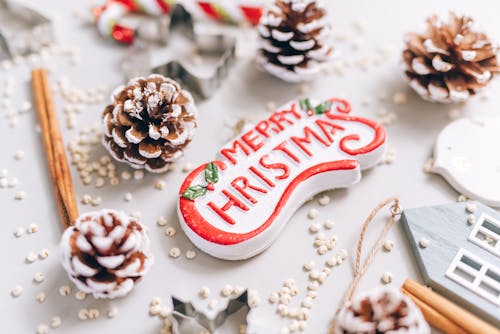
199,286 -> 210,299
307,208 -> 319,219
75,291 -> 87,300
78,309 -> 89,320
107,306 -> 118,318
157,216 -> 168,226
165,227 -> 176,237
466,203 -> 477,213
208,299 -> 218,310
318,194 -> 330,206
169,247 -> 181,258
382,272 -> 393,284
59,285 -> 71,296
186,250 -> 197,259
419,238 -> 430,248
221,284 -> 233,297
317,245 -> 328,255
36,324 -> 49,334
124,192 -> 133,201
309,223 -> 321,233
36,292 -> 46,303
279,286 -> 290,296
338,249 -> 348,259
14,226 -> 25,237
34,272 -> 45,283
39,249 -> 50,259
383,240 -> 394,251
50,316 -> 62,328
11,285 -> 23,297
14,150 -> 25,160
268,292 -> 279,304
28,223 -> 39,233
26,252 -> 37,263
467,214 -> 476,225
88,309 -> 100,319
326,257 -> 337,267
324,219 -> 335,229
303,261 -> 315,271
301,297 -> 314,308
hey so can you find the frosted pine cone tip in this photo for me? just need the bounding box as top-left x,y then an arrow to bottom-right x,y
60,209 -> 153,299
334,288 -> 430,334
102,74 -> 198,173
257,0 -> 334,82
403,12 -> 500,103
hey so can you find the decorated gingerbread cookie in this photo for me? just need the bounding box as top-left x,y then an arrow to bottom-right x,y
177,98 -> 387,260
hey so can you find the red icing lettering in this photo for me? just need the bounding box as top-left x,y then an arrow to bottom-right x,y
255,120 -> 275,138
315,119 -> 345,143
290,126 -> 330,157
269,104 -> 301,132
259,154 -> 290,180
241,129 -> 264,152
249,166 -> 276,188
220,139 -> 250,165
231,176 -> 268,204
207,189 -> 249,225
273,141 -> 301,163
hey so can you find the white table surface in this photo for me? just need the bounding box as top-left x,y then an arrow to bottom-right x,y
1,0 -> 499,333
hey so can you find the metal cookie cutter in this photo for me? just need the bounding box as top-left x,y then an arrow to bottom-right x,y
122,4 -> 236,99
169,290 -> 250,334
0,0 -> 53,60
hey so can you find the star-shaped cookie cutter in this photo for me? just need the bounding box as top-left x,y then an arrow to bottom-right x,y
0,0 -> 53,60
122,4 -> 236,99
169,290 -> 250,334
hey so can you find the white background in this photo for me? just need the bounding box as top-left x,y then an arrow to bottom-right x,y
1,0 -> 499,333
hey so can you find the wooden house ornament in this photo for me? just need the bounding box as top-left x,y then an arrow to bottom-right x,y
401,201 -> 500,327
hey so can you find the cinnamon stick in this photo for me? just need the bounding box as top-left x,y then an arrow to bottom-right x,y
402,278 -> 499,334
31,69 -> 79,229
401,287 -> 469,334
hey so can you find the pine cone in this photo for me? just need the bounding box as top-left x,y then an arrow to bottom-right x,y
334,288 -> 430,334
403,13 -> 500,103
257,0 -> 333,82
102,74 -> 198,173
60,209 -> 153,299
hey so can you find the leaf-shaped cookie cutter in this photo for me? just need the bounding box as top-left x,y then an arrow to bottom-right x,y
121,4 -> 236,99
0,0 -> 53,60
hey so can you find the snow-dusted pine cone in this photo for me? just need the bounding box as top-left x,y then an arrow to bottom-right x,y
334,288 -> 430,334
257,0 -> 333,82
403,13 -> 500,103
102,74 -> 198,173
60,209 -> 153,299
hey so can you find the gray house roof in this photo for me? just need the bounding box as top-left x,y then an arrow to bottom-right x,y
401,201 -> 500,327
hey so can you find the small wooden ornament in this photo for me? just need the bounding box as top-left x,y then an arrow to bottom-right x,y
401,201 -> 500,326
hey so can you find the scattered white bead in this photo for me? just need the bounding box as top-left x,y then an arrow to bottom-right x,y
467,214 -> 476,225
11,285 -> 23,297
268,292 -> 279,304
393,92 -> 407,105
317,245 -> 328,255
150,297 -> 161,306
307,281 -> 319,291
26,252 -> 37,263
88,308 -> 100,319
39,248 -> 50,259
382,272 -> 393,284
59,285 -> 72,296
307,208 -> 319,219
324,220 -> 334,229
165,226 -> 176,237
419,238 -> 430,248
36,324 -> 49,334
50,316 -> 62,328
457,194 -> 467,202
75,291 -> 87,300
182,163 -> 194,173
303,261 -> 315,271
208,299 -> 218,310
154,180 -> 166,190
107,306 -> 118,318
133,170 -> 144,180
14,191 -> 26,200
185,250 -> 197,259
124,192 -> 133,202
199,286 -> 210,299
36,292 -> 46,303
7,177 -> 18,187
78,308 -> 89,320
28,223 -> 39,234
157,216 -> 168,226
169,247 -> 181,258
466,203 -> 477,213
326,257 -> 338,267
34,272 -> 45,283
221,284 -> 234,297
14,150 -> 25,160
338,249 -> 348,260
14,226 -> 25,237
301,297 -> 313,308
383,240 -> 394,252
309,223 -> 321,233
318,194 -> 330,206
